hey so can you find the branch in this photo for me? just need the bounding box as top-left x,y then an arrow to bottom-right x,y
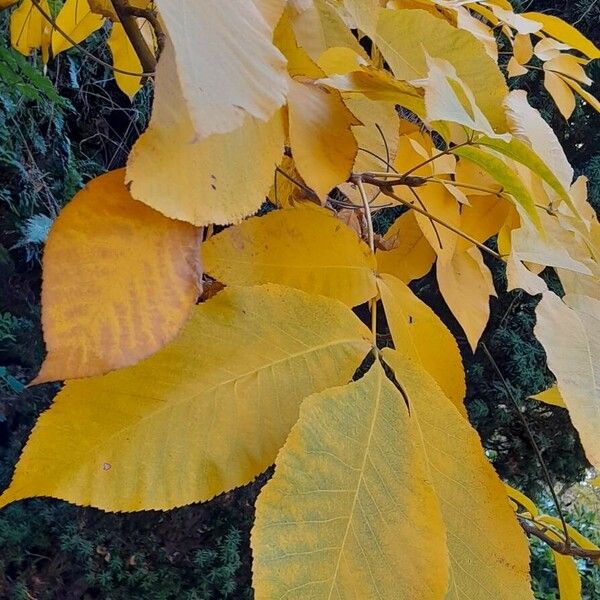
110,0 -> 156,74
122,5 -> 166,55
30,0 -> 154,77
518,518 -> 600,562
366,182 -> 504,261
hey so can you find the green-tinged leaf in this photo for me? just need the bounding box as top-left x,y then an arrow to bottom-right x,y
476,136 -> 579,217
0,285 -> 371,511
382,349 -> 534,600
203,206 -> 377,307
252,359 -> 449,600
453,145 -> 542,230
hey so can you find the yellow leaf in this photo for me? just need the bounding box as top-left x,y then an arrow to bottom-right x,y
52,0 -> 104,56
508,56 -> 528,78
453,145 -> 542,230
457,194 -> 512,252
490,6 -> 541,34
107,21 -> 149,98
513,33 -> 533,64
562,77 -> 600,114
288,0 -> 366,63
126,39 -> 285,225
336,97 -> 402,206
504,484 -> 540,517
153,0 -> 288,138
203,207 -> 377,307
552,550 -> 582,600
0,285 -> 371,511
287,78 -> 360,199
1,0 -> 18,8
544,71 -> 578,120
10,0 -> 49,55
375,8 -> 509,132
437,248 -> 495,351
375,211 -> 436,282
377,273 -> 466,410
535,292 -> 600,470
529,385 -> 566,408
413,183 -> 462,261
32,169 -> 201,383
545,54 -> 592,86
252,359 -> 449,600
268,155 -> 311,208
382,349 -> 534,600
523,12 -> 600,60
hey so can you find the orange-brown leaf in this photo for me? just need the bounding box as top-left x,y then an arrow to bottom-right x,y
33,169 -> 201,383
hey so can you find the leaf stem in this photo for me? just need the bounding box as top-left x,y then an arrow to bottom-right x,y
428,178 -> 505,197
354,176 -> 378,345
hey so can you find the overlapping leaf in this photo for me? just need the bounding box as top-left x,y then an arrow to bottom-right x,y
382,349 -> 534,600
203,206 -> 377,307
33,169 -> 202,383
252,359 -> 449,599
126,39 -> 285,225
1,285 -> 371,511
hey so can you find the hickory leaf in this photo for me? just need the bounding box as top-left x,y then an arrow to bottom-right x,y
252,359 -> 449,600
382,349 -> 534,600
33,169 -> 202,383
0,285 -> 371,511
203,206 -> 377,307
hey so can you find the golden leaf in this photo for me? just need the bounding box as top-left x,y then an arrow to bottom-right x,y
1,285 -> 371,511
252,359 -> 449,599
33,169 -> 201,383
52,0 -> 104,56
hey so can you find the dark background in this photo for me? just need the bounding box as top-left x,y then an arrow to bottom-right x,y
0,1 -> 599,598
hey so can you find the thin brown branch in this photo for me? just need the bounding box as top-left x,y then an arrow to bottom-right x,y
409,187 -> 444,250
123,5 -> 165,55
519,518 -> 600,562
481,344 -> 571,548
110,0 -> 156,74
368,184 -> 505,261
30,0 -> 154,77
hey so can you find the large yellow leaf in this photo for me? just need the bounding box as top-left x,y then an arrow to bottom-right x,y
288,78 -> 360,199
153,0 -> 288,138
456,194 -> 512,252
535,292 -> 600,470
32,169 -> 201,383
252,359 -> 449,600
10,0 -> 50,56
203,207 -> 377,307
126,39 -> 285,225
523,12 -> 600,60
375,8 -> 509,132
0,285 -> 371,511
543,70 -> 576,120
52,0 -> 104,55
382,349 -> 534,600
376,211 -> 436,282
378,273 -> 465,411
437,248 -> 495,351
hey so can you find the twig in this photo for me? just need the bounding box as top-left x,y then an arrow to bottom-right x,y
30,0 -> 154,77
408,187 -> 444,250
274,166 -> 320,203
110,0 -> 156,73
481,344 -> 571,549
371,185 -> 505,261
123,5 -> 166,55
401,141 -> 471,178
353,175 -> 378,345
518,518 -> 599,561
